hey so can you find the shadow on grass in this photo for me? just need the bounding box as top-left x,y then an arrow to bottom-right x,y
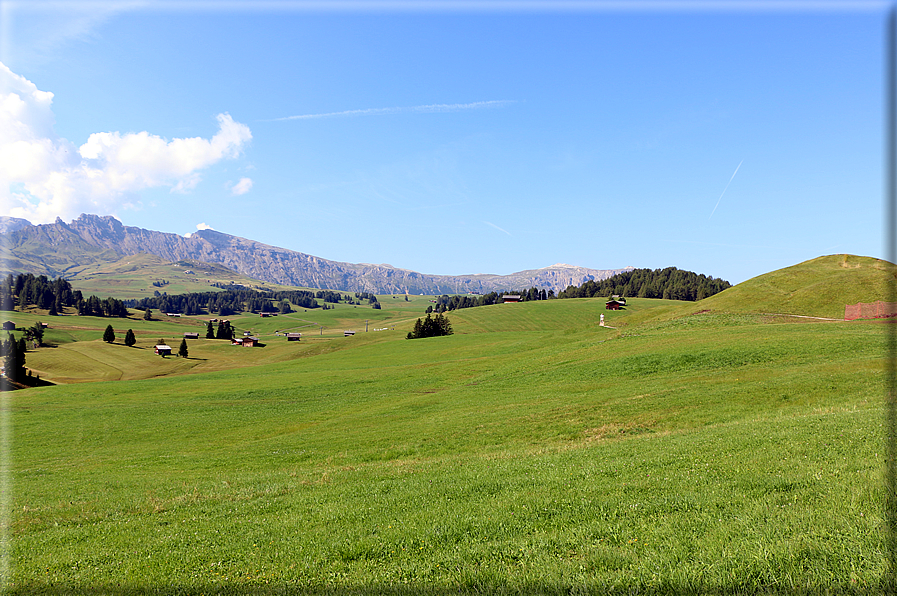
0,376 -> 55,390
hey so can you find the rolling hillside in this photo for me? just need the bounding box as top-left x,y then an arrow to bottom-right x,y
6,258 -> 886,592
691,254 -> 895,320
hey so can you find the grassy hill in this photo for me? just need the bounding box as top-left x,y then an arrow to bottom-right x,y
4,256 -> 890,593
696,254 -> 895,319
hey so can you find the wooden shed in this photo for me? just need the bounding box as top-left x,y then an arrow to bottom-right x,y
605,300 -> 625,310
286,333 -> 302,341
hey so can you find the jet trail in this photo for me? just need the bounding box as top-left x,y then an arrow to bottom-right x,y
709,159 -> 743,220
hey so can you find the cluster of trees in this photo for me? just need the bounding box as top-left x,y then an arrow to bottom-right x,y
315,290 -> 343,304
558,267 -> 731,301
406,313 -> 453,339
345,292 -> 381,309
0,273 -> 132,318
22,322 -> 44,347
127,288 -> 319,316
206,320 -> 235,340
78,295 -> 129,318
0,273 -> 78,314
2,333 -> 27,382
1,320 -> 46,383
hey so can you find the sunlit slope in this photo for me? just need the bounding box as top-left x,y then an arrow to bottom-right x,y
698,254 -> 895,319
447,295 -> 680,334
11,298 -> 885,589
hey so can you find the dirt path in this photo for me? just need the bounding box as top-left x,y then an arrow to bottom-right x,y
760,313 -> 843,322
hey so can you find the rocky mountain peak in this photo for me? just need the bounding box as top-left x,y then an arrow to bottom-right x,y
1,214 -> 633,294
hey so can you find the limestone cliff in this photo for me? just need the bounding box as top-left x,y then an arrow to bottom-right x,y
1,214 -> 632,294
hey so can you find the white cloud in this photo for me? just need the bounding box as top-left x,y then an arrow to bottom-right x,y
230,177 -> 253,196
196,222 -> 213,231
0,63 -> 252,223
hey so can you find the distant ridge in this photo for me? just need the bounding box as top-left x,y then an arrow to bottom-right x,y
0,214 -> 634,294
0,216 -> 33,235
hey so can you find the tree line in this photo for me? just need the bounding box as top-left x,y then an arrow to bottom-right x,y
0,273 -> 130,317
127,287 -> 321,316
424,288 -> 554,314
557,267 -> 730,301
2,321 -> 45,383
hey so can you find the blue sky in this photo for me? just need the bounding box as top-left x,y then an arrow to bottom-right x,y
0,1 -> 888,285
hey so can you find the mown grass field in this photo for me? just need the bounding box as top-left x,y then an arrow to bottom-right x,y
5,259 -> 890,595
7,294 -> 434,384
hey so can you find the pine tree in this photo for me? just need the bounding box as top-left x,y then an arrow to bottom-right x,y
144,308 -> 152,321
125,329 -> 136,347
206,321 -> 215,339
178,338 -> 189,358
406,313 -> 453,339
2,333 -> 25,382
103,325 -> 115,343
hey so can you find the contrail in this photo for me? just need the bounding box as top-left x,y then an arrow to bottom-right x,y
709,159 -> 743,220
267,100 -> 516,121
484,221 -> 512,236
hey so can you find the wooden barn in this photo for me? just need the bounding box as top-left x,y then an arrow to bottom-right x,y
154,344 -> 172,356
286,333 -> 302,341
183,332 -> 199,339
605,300 -> 625,310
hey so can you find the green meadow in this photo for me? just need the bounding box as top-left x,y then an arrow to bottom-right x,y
4,255 -> 893,594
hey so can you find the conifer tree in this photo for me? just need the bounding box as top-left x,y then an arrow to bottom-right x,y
103,325 -> 115,343
124,329 -> 136,347
206,321 -> 215,339
178,338 -> 189,358
2,333 -> 25,382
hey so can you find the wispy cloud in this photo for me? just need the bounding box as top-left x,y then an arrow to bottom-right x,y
1,1 -> 144,69
484,221 -> 512,236
267,100 -> 516,122
229,177 -> 253,195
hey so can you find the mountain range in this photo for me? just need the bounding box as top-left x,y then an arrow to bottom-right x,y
0,214 -> 634,295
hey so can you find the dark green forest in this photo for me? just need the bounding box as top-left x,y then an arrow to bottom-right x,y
128,287 -> 320,316
0,273 -> 127,317
558,267 -> 730,301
